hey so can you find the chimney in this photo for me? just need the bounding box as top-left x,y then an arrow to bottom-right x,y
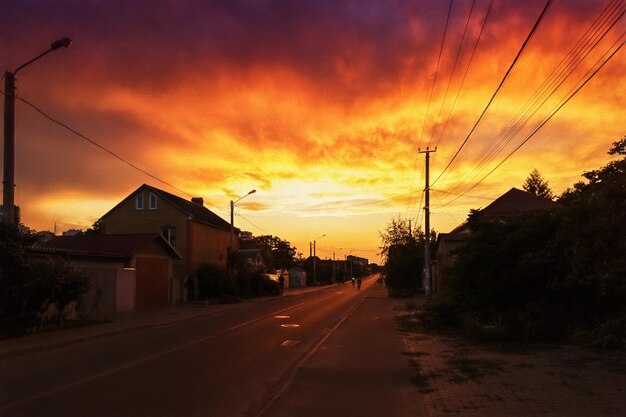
191,197 -> 204,206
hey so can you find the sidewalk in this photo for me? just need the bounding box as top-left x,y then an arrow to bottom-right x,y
393,295 -> 626,417
0,284 -> 330,360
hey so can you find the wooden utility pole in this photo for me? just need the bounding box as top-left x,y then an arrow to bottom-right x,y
419,146 -> 436,300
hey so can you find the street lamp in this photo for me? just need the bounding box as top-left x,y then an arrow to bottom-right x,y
3,37 -> 72,225
229,189 -> 256,269
313,233 -> 326,284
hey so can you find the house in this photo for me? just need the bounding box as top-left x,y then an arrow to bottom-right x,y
30,234 -> 181,315
435,187 -> 555,294
98,184 -> 237,301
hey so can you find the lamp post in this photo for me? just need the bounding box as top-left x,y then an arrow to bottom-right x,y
3,37 -> 71,225
313,233 -> 325,285
229,189 -> 256,270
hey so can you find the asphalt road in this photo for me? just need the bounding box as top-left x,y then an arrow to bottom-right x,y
0,280 -> 376,417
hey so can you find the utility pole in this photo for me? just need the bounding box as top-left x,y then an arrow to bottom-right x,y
419,146 -> 436,300
313,240 -> 317,284
3,38 -> 71,225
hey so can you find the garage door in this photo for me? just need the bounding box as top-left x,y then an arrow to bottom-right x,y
135,257 -> 169,307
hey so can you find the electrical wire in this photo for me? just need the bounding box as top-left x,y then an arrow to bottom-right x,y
429,0 -> 477,149
432,0 -> 494,151
434,2 -> 624,207
430,0 -> 555,189
436,36 -> 624,208
2,91 -> 194,198
418,0 -> 455,150
451,0 -> 624,194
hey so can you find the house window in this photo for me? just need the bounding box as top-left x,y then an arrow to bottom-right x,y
135,194 -> 144,210
162,227 -> 176,247
149,192 -> 157,210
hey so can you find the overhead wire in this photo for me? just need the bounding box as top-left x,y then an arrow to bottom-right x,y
430,0 -> 555,189
445,0 -> 624,197
408,0 -> 455,223
436,35 -> 625,208
418,0 -> 455,150
434,1 -> 624,207
2,91 -> 194,198
432,0 -> 494,151
429,0 -> 478,150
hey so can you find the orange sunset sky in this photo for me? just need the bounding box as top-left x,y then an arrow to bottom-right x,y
1,0 -> 624,263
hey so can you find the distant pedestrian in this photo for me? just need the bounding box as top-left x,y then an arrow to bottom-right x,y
351,277 -> 355,287
278,274 -> 285,295
357,277 -> 362,290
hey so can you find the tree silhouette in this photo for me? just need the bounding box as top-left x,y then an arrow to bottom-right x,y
523,168 -> 554,200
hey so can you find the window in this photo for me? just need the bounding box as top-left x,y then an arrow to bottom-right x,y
162,227 -> 176,247
135,194 -> 144,210
149,192 -> 157,210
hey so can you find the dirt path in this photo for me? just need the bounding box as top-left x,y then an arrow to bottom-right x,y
396,304 -> 626,416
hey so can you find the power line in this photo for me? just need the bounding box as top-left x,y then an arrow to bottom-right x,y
432,0 -> 494,151
437,0 -> 624,203
431,0 -> 554,189
418,0 -> 455,150
407,0 -> 455,218
430,188 -> 494,201
3,92 -> 195,198
438,36 -> 624,208
430,0 -> 477,149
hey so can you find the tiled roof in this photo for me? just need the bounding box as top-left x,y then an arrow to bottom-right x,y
33,234 -> 181,259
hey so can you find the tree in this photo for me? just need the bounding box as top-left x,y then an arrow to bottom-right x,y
254,235 -> 297,271
379,217 -> 436,296
422,137 -> 626,346
523,168 -> 554,200
1,223 -> 90,335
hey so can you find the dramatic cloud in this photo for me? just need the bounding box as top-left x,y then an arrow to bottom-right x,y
1,0 -> 624,261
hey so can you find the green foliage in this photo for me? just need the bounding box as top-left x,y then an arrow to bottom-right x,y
1,223 -> 90,336
424,137 -> 626,347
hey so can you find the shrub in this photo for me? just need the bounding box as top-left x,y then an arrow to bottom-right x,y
1,224 -> 90,336
196,264 -> 234,300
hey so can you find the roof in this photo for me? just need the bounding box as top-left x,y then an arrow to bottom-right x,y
32,234 -> 181,260
101,184 -> 233,231
479,187 -> 554,218
442,188 -> 555,235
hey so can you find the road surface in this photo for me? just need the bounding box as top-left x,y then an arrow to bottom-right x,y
1,278 -> 395,417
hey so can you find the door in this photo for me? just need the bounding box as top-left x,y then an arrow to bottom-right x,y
135,257 -> 169,307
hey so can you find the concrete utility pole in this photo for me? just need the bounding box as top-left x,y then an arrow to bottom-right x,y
3,37 -> 71,225
313,234 -> 325,284
419,146 -> 436,300
229,189 -> 256,272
